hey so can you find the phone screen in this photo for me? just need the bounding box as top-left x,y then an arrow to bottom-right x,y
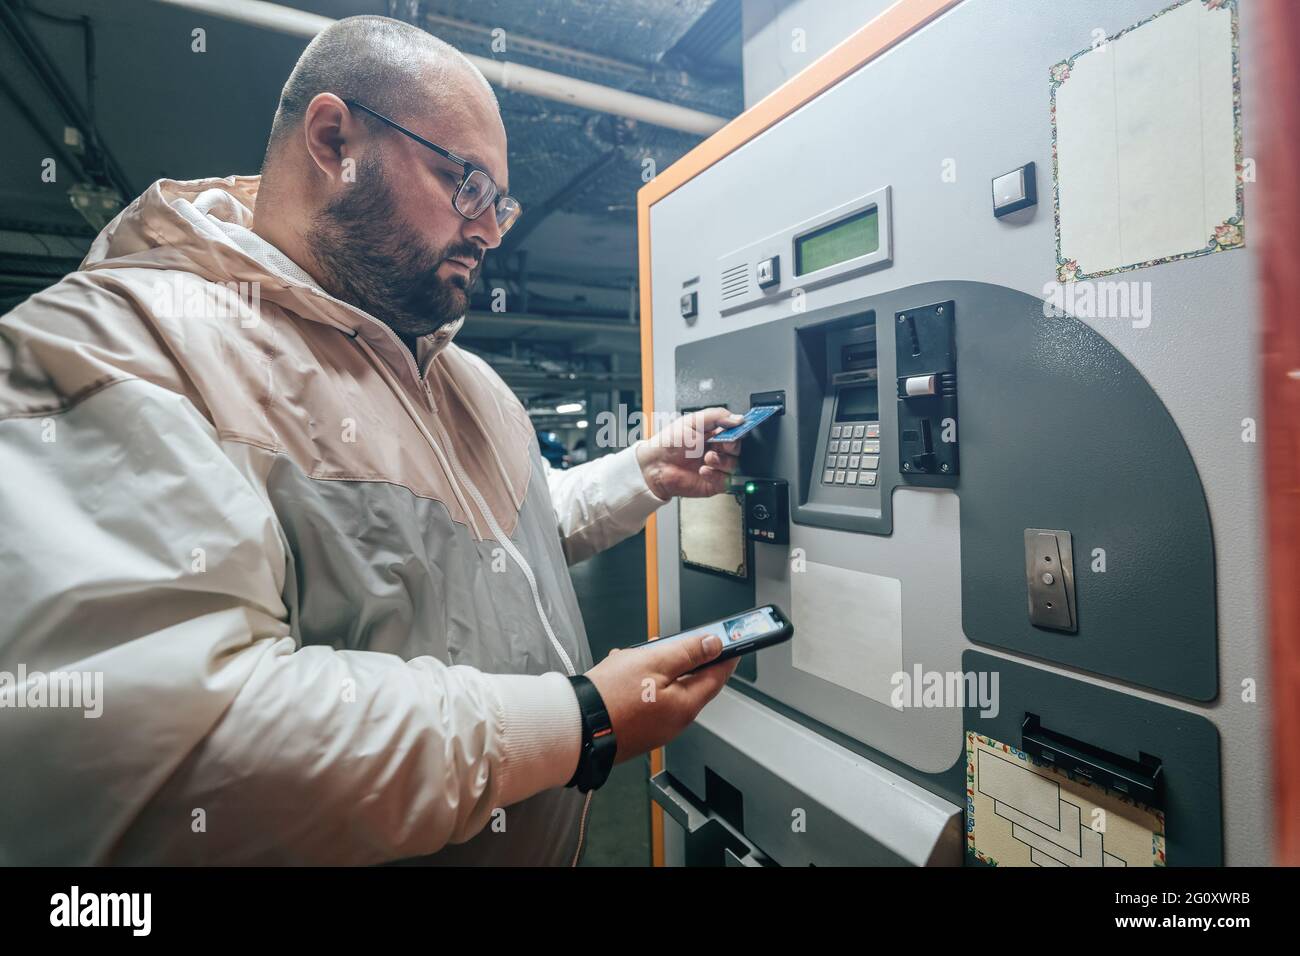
660,606 -> 784,649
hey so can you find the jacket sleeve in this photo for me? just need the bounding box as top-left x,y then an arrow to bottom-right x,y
0,366 -> 581,864
545,441 -> 668,565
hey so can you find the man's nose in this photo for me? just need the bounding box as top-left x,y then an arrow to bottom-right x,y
462,208 -> 504,251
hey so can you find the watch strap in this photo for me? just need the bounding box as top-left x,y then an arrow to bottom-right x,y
565,674 -> 616,793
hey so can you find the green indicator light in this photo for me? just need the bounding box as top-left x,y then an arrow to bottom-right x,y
745,482 -> 756,494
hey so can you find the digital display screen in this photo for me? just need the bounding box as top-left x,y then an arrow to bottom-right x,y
835,384 -> 878,422
662,607 -> 782,648
795,207 -> 880,276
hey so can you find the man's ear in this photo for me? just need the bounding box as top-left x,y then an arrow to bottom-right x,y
301,93 -> 355,183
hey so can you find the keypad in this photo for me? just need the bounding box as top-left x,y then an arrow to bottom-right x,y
821,421 -> 880,487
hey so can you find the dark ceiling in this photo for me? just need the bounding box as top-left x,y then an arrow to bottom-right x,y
0,0 -> 744,422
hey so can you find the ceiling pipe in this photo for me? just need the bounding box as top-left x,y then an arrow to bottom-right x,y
149,0 -> 729,136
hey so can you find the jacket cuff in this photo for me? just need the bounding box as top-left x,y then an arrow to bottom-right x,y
488,671 -> 583,807
605,439 -> 670,520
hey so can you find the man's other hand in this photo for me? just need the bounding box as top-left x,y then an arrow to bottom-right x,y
584,634 -> 740,765
635,407 -> 745,500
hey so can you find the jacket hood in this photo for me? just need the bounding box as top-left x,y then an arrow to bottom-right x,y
81,175 -> 464,367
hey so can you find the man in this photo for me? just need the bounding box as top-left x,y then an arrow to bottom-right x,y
0,15 -> 745,865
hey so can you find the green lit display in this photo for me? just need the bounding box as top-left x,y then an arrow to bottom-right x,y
794,208 -> 879,277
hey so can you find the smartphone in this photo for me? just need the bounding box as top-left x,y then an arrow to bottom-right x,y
625,604 -> 794,671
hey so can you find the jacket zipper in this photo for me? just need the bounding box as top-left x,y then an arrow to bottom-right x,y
308,291 -> 591,864
223,247 -> 590,862
439,437 -> 576,676
439,423 -> 594,867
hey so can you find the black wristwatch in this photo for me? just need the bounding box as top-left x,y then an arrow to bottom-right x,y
565,674 -> 616,793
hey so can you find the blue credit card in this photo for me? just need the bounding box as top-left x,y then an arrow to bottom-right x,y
708,405 -> 781,443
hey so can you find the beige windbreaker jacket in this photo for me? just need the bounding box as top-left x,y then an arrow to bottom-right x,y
0,176 -> 665,865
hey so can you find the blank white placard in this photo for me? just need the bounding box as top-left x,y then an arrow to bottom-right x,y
790,561 -> 902,705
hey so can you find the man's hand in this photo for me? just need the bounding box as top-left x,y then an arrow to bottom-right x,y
635,407 -> 745,500
584,634 -> 740,765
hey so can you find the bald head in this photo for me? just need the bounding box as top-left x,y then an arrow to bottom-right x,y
253,16 -> 511,347
266,15 -> 499,159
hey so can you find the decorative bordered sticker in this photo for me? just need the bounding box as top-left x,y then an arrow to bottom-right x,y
1050,0 -> 1243,282
966,731 -> 1167,867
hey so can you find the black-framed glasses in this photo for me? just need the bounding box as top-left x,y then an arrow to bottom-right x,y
344,98 -> 522,236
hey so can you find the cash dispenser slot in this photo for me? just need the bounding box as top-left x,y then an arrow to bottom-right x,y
648,769 -> 775,868
1021,713 -> 1165,807
655,688 -> 963,866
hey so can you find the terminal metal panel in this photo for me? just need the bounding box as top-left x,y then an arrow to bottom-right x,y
642,0 -> 1266,865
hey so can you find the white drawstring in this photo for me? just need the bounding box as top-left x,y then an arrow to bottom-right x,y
354,326 -> 587,859
349,330 -> 575,674
571,791 -> 593,867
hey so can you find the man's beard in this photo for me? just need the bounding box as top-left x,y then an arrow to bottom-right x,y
307,152 -> 482,340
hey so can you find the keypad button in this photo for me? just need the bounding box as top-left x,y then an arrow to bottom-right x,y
850,439 -> 862,454
859,471 -> 878,486
860,455 -> 879,470
823,469 -> 835,484
849,455 -> 860,469
829,440 -> 840,453
837,455 -> 849,468
862,440 -> 880,454
852,425 -> 865,438
834,470 -> 847,484
866,423 -> 880,438
826,454 -> 836,468
846,472 -> 858,485
831,425 -> 842,438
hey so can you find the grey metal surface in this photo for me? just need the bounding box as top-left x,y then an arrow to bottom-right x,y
666,686 -> 964,866
649,0 -> 1267,863
675,275 -> 1218,698
741,0 -> 896,107
964,651 -> 1223,866
751,485 -> 964,773
944,279 -> 1216,699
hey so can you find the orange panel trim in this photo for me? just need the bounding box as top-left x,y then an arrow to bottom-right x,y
638,0 -> 962,211
637,0 -> 964,867
638,184 -> 666,866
